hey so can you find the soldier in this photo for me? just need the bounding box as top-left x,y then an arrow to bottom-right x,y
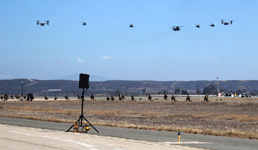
90,94 -> 94,100
77,94 -> 81,100
4,93 -> 9,101
23,95 -> 26,100
164,94 -> 168,100
171,94 -> 177,102
54,95 -> 57,100
15,94 -> 20,99
111,95 -> 115,101
186,94 -> 192,102
106,95 -> 110,101
0,94 -> 3,100
118,93 -> 121,100
204,94 -> 209,102
148,94 -> 152,101
27,94 -> 34,101
131,94 -> 134,100
121,94 -> 125,100
65,94 -> 69,100
45,94 -> 48,100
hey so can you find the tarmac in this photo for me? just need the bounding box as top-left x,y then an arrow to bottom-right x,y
0,117 -> 257,150
0,124 -> 199,150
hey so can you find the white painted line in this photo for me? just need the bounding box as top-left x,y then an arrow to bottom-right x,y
165,141 -> 211,144
9,131 -> 98,150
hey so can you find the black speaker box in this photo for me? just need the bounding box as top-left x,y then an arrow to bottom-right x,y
79,73 -> 90,89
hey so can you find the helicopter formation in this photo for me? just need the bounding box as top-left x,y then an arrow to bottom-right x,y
171,20 -> 233,31
37,19 -> 233,32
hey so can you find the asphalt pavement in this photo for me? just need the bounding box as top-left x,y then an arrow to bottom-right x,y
1,124 -> 193,150
0,117 -> 257,150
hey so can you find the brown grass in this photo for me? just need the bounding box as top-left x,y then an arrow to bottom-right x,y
2,105 -> 258,124
1,100 -> 257,140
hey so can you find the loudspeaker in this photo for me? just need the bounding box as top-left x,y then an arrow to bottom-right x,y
79,73 -> 90,89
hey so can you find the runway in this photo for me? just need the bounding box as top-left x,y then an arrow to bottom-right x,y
0,124 -> 198,150
0,117 -> 257,150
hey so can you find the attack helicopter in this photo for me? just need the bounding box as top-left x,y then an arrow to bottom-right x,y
37,20 -> 49,26
210,23 -> 216,27
172,26 -> 185,31
82,22 -> 87,25
129,24 -> 134,27
221,20 -> 233,25
195,24 -> 200,28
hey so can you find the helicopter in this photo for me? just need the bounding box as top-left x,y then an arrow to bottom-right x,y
172,26 -> 184,31
221,20 -> 233,25
82,22 -> 87,25
195,24 -> 200,28
210,23 -> 216,27
37,20 -> 49,26
129,24 -> 134,27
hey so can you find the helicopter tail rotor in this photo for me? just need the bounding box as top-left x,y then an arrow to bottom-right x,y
221,20 -> 224,24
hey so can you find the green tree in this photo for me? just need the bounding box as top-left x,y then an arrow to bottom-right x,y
181,89 -> 188,95
175,88 -> 180,94
203,84 -> 217,95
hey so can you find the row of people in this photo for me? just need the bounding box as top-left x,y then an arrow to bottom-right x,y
76,94 -> 210,102
104,94 -> 209,102
1,93 -> 209,102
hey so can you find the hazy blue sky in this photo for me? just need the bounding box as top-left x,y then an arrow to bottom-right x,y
0,0 -> 257,81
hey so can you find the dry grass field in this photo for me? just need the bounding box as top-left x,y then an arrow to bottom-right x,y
0,98 -> 257,139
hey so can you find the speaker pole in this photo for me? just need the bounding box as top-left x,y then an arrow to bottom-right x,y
66,73 -> 99,133
81,88 -> 84,126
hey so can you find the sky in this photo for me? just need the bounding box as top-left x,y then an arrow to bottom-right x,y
0,0 -> 258,81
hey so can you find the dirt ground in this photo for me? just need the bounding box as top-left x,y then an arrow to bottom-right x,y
0,98 -> 257,139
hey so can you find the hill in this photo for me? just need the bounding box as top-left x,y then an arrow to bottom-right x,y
56,74 -> 113,81
0,79 -> 258,96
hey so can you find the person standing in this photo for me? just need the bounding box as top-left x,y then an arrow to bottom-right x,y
164,94 -> 168,100
90,94 -> 95,100
204,94 -> 209,102
131,94 -> 134,100
148,94 -> 152,101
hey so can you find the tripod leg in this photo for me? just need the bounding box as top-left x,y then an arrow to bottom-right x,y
83,116 -> 99,133
66,118 -> 81,132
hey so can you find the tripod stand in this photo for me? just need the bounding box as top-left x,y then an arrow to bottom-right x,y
66,88 -> 99,133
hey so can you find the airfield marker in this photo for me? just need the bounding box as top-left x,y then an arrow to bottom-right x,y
178,131 -> 181,142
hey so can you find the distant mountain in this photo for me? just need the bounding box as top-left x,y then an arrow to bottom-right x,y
57,74 -> 113,81
1,79 -> 258,96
